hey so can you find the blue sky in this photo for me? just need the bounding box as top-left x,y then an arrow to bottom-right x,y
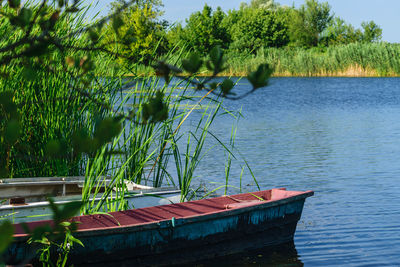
93,0 -> 400,43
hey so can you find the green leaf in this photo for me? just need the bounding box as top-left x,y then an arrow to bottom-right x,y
21,66 -> 37,81
220,79 -> 234,96
59,221 -> 71,227
47,197 -> 60,219
88,28 -> 100,43
68,235 -> 84,247
247,64 -> 273,90
181,53 -> 203,74
4,119 -> 21,144
207,46 -> 225,73
210,46 -> 223,67
112,15 -> 124,34
8,0 -> 20,9
57,201 -> 82,222
18,7 -> 32,27
45,140 -> 61,157
142,91 -> 168,123
0,221 -> 14,254
66,6 -> 80,13
154,61 -> 182,85
94,117 -> 122,146
30,225 -> 52,244
24,42 -> 50,57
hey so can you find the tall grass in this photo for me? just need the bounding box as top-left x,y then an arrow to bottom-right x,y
0,3 -> 122,178
126,43 -> 400,77
224,43 -> 400,77
0,3 -> 260,210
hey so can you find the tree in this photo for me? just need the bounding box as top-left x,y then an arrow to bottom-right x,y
102,0 -> 169,65
228,7 -> 289,53
320,17 -> 363,46
240,0 -> 279,10
320,18 -> 382,46
178,5 -> 230,55
288,0 -> 333,47
361,21 -> 382,43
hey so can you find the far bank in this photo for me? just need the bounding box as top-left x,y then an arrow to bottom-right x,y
119,43 -> 400,78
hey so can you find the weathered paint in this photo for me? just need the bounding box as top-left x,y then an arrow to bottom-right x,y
4,188 -> 313,266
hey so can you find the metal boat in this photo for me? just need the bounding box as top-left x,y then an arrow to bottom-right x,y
4,188 -> 313,266
0,177 -> 181,223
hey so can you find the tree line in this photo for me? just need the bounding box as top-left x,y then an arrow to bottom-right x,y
105,0 -> 383,65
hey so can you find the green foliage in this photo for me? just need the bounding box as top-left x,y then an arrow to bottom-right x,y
102,1 -> 168,64
0,0 -> 273,264
0,91 -> 22,177
181,52 -> 203,74
0,221 -> 14,254
228,7 -> 289,53
320,17 -> 363,46
177,5 -> 229,55
241,0 -> 279,10
24,198 -> 83,266
288,0 -> 333,47
172,102 -> 220,202
163,0 -> 382,64
361,21 -> 383,43
0,198 -> 83,266
0,1 -> 138,178
247,64 -> 273,89
225,43 -> 400,77
142,91 -> 168,123
320,18 -> 382,47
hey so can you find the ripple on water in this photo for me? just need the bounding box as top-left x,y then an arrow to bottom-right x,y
172,77 -> 400,266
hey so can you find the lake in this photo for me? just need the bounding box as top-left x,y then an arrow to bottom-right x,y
177,77 -> 400,266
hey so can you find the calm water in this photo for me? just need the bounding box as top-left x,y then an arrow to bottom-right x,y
178,78 -> 400,266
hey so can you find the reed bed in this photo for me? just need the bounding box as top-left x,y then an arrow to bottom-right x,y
0,3 -> 260,215
125,43 -> 400,77
224,43 -> 400,77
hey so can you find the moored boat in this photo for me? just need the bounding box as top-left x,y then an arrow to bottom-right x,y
0,177 -> 181,223
4,188 -> 313,266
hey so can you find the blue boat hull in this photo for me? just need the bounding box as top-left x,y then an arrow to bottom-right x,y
78,199 -> 306,266
5,190 -> 312,266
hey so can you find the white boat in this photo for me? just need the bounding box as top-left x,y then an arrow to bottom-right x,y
0,177 -> 181,223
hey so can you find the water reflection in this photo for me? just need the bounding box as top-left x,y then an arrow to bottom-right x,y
190,242 -> 302,267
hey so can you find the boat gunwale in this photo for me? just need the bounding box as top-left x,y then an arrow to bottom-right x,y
12,189 -> 314,241
0,189 -> 181,211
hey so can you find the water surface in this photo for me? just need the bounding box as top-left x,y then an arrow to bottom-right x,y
179,77 -> 400,266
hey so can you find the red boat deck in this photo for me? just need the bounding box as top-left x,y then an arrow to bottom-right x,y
13,188 -> 311,237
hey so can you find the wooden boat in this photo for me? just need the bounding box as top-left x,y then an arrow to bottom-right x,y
4,188 -> 313,266
0,177 -> 181,223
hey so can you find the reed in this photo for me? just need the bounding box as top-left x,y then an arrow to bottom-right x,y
1,3 -> 260,209
131,43 -> 400,77
223,43 -> 400,77
0,3 -> 117,178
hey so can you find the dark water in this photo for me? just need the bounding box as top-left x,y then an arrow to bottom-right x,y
179,78 -> 400,266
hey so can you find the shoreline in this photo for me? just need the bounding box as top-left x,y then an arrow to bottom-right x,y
122,65 -> 400,78
124,72 -> 400,78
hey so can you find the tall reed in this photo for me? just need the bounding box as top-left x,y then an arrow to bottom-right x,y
1,3 -> 260,208
224,43 -> 400,77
